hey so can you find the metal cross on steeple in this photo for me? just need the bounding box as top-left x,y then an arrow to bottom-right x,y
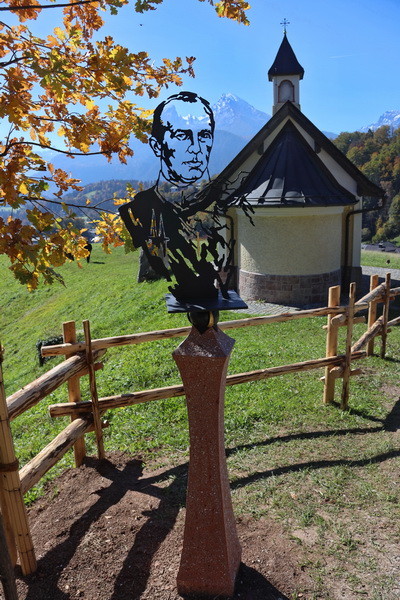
280,18 -> 290,34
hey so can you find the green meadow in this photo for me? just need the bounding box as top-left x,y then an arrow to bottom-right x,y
361,249 -> 400,270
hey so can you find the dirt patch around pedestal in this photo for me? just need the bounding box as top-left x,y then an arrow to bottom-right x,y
10,452 -> 315,600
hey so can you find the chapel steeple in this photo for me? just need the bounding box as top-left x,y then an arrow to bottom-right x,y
268,30 -> 304,115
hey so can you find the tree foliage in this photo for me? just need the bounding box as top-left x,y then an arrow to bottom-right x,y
0,0 -> 250,289
334,125 -> 400,241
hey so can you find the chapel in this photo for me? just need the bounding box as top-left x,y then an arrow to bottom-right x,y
218,32 -> 384,305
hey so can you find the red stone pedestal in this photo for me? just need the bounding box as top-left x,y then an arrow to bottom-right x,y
173,325 -> 241,598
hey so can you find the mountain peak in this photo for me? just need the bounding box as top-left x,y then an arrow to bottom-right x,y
212,93 -> 270,139
160,92 -> 271,140
213,93 -> 266,113
220,92 -> 239,101
360,110 -> 400,132
214,92 -> 240,106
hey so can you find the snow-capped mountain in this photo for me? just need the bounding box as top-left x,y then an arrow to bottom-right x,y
360,110 -> 400,132
212,93 -> 270,139
161,93 -> 270,139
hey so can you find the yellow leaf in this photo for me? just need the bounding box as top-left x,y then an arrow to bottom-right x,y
54,27 -> 65,41
47,35 -> 58,47
85,99 -> 96,110
19,182 -> 29,195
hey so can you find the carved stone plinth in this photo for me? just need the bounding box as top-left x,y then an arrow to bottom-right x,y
173,324 -> 241,598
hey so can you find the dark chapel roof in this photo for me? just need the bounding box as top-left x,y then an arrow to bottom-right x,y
268,33 -> 304,81
226,120 -> 357,207
217,101 -> 384,202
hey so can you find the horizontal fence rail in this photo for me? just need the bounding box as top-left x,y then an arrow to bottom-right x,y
48,351 -> 366,418
19,417 -> 97,495
7,349 -> 106,421
40,306 -> 349,357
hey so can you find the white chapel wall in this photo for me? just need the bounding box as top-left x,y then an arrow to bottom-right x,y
237,207 -> 343,276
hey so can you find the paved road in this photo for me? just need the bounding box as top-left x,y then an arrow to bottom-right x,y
361,265 -> 400,282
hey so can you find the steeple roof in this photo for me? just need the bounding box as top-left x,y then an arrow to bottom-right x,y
268,34 -> 304,81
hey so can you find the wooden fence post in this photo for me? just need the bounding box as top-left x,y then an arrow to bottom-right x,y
0,342 -> 36,575
82,320 -> 105,460
63,321 -> 86,467
341,283 -> 356,410
380,273 -> 391,359
323,285 -> 341,404
0,510 -> 18,600
367,274 -> 379,357
0,461 -> 16,568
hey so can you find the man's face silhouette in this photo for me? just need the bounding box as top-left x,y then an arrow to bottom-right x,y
151,99 -> 214,187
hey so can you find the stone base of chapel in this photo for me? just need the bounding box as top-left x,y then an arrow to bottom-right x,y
239,268 -> 342,306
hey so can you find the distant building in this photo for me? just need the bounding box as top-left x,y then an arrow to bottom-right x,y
217,33 -> 384,305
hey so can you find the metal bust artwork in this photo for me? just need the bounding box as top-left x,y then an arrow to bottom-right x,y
119,91 -> 247,312
119,92 -> 247,595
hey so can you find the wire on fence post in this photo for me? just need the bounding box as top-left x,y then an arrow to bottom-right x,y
0,341 -> 36,575
82,320 -> 105,460
63,321 -> 86,467
367,274 -> 379,357
323,285 -> 341,405
341,282 -> 356,410
380,273 -> 391,359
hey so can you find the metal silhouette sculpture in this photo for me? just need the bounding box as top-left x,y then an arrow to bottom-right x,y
119,92 -> 249,596
119,91 -> 247,311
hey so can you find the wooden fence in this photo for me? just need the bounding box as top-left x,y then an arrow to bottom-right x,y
1,274 -> 400,581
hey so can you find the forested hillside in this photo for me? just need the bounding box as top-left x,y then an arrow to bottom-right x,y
63,179 -> 211,215
333,126 -> 400,242
63,179 -> 153,214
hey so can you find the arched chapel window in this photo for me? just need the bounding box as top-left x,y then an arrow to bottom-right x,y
278,80 -> 294,103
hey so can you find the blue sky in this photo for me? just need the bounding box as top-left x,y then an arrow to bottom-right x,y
102,0 -> 400,134
12,0 -> 400,134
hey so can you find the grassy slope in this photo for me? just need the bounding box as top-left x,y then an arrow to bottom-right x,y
1,246 -> 400,597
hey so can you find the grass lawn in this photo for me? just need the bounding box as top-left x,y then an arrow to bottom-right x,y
1,245 -> 400,598
361,249 -> 400,269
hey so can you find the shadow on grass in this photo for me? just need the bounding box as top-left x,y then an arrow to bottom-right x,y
227,406 -> 399,459
382,355 -> 400,364
384,397 -> 400,431
341,397 -> 400,429
230,448 -> 400,491
227,398 -> 400,489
